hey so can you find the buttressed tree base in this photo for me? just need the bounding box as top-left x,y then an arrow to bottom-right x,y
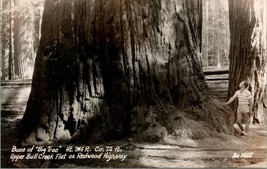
18,0 -> 234,144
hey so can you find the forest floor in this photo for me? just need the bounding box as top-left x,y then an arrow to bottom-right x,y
1,116 -> 266,168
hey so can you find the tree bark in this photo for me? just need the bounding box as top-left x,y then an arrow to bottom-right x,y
8,0 -> 14,80
13,0 -> 20,78
0,0 -> 3,79
1,0 -> 43,80
228,0 -> 266,124
19,0 -> 234,144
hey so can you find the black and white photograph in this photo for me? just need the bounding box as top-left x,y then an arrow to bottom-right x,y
1,0 -> 266,168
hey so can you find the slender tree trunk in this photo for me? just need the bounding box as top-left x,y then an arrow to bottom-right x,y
1,0 -> 9,80
202,0 -> 209,69
0,0 -> 3,79
228,0 -> 266,124
8,0 -> 13,80
13,0 -> 20,79
19,0 -> 233,144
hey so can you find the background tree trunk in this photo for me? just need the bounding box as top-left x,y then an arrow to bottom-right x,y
8,0 -> 14,80
1,0 -> 44,80
13,0 -> 20,78
0,0 -> 2,79
0,1 -> 3,80
19,0 -> 233,144
202,0 -> 230,70
228,0 -> 266,124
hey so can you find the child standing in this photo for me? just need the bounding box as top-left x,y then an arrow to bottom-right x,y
226,80 -> 253,137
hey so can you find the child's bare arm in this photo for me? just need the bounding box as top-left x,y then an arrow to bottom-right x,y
226,96 -> 235,104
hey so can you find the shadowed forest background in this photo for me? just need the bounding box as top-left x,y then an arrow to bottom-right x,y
1,0 -> 266,168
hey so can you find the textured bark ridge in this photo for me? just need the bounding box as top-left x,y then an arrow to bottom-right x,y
228,0 -> 266,124
19,0 -> 233,144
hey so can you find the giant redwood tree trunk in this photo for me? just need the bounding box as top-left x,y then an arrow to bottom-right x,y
228,0 -> 266,124
19,0 -> 233,144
